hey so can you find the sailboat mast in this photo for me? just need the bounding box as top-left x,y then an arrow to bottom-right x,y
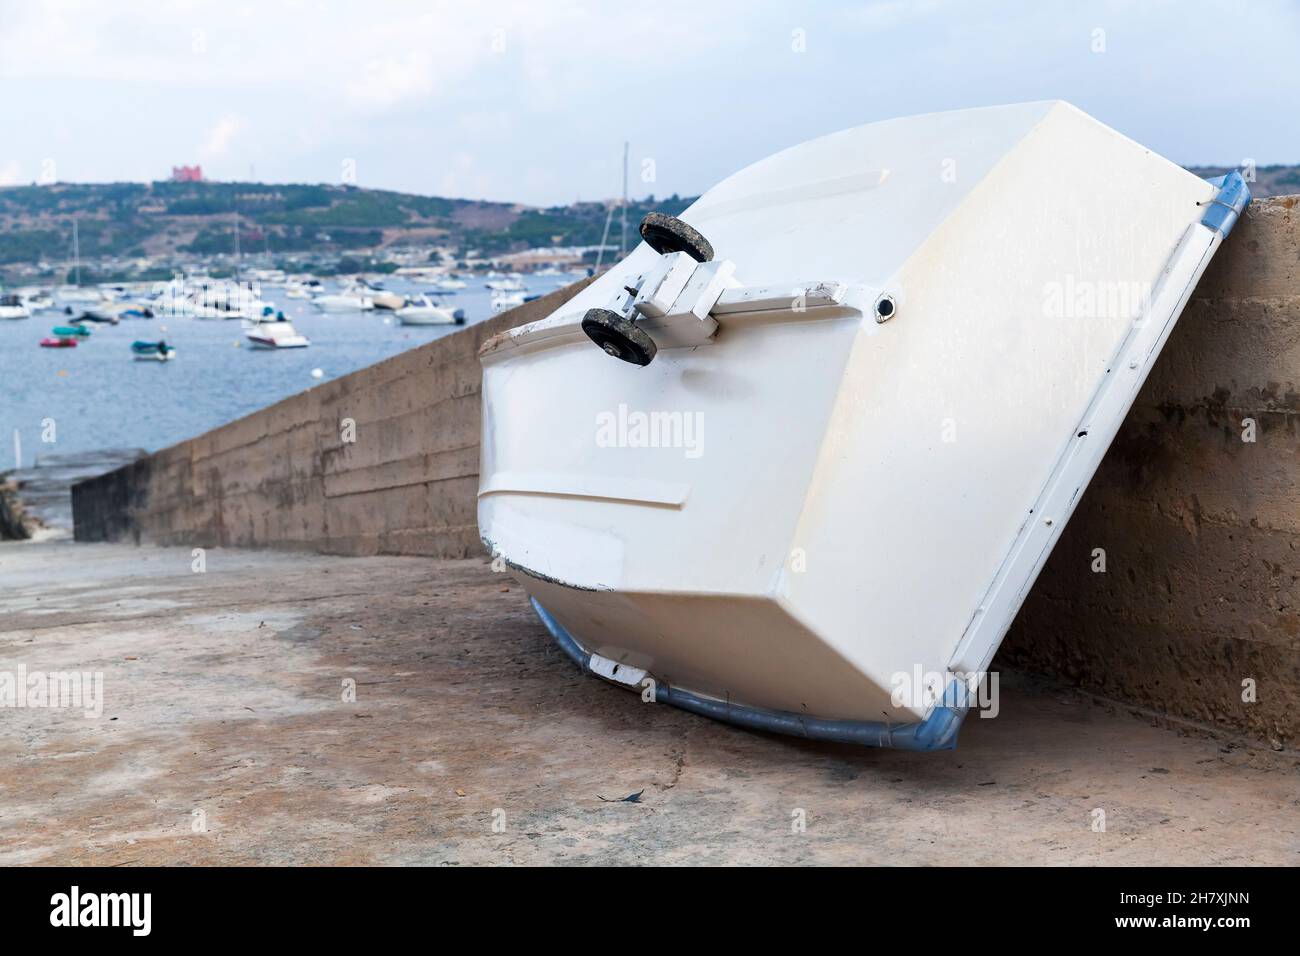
619,141 -> 628,257
233,199 -> 241,280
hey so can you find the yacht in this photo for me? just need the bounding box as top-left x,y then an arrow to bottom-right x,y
244,313 -> 310,349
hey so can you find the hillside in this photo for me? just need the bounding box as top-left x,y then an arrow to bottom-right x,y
0,181 -> 694,274
1,164 -> 1294,278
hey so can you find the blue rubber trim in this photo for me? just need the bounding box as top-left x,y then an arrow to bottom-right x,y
1199,170 -> 1251,237
530,597 -> 968,751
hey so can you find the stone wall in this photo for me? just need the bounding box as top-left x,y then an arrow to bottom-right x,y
1000,197 -> 1300,747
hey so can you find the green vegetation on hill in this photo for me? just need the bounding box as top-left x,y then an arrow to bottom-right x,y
0,180 -> 699,270
5,163 -> 1292,273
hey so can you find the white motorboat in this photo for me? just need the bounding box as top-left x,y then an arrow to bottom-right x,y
434,277 -> 467,291
476,101 -> 1250,751
395,295 -> 463,326
243,313 -> 310,349
485,276 -> 524,292
19,290 -> 57,313
369,290 -> 407,311
285,277 -> 322,299
0,293 -> 31,320
313,293 -> 373,312
490,291 -> 525,314
313,286 -> 373,312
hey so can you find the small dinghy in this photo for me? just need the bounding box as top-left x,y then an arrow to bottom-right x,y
131,340 -> 176,361
396,295 -> 464,326
477,102 -> 1250,750
39,336 -> 77,348
51,325 -> 91,337
243,312 -> 310,349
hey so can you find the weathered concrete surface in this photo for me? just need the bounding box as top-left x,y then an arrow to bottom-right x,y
1002,196 -> 1300,748
1,540 -> 1296,866
71,280 -> 593,557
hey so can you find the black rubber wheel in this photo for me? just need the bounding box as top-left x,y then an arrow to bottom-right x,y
639,212 -> 714,262
581,308 -> 657,366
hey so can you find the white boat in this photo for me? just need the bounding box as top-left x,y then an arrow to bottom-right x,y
490,291 -> 525,314
151,278 -> 265,319
0,293 -> 31,320
313,282 -> 374,312
476,101 -> 1250,751
19,290 -> 57,313
313,292 -> 373,312
395,295 -> 462,326
485,276 -> 524,292
369,290 -> 407,311
57,286 -> 105,305
285,277 -> 322,299
434,277 -> 467,291
243,314 -> 310,349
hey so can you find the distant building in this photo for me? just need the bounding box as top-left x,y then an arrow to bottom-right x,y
171,165 -> 203,183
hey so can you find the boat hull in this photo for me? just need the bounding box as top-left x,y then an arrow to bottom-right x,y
246,335 -> 309,349
477,102 -> 1249,747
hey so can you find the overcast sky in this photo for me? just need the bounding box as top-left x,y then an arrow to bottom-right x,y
1,0 -> 1296,206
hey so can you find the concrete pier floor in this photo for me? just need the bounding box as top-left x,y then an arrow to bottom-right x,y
2,539 -> 1296,866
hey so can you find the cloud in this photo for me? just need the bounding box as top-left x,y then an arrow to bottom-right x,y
345,52 -> 436,109
1,0 -> 1296,204
199,116 -> 243,157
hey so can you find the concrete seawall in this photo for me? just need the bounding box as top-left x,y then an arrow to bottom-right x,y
1001,196 -> 1300,747
72,199 -> 1299,744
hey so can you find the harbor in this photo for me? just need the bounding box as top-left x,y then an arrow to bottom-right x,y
2,270 -> 584,457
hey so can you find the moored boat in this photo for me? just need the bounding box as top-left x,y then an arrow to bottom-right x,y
313,291 -> 373,312
395,295 -> 464,326
369,290 -> 406,311
131,340 -> 176,361
490,291 -> 525,314
243,313 -> 310,349
0,293 -> 31,320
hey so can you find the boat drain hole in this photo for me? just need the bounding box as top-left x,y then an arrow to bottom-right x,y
874,294 -> 896,322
